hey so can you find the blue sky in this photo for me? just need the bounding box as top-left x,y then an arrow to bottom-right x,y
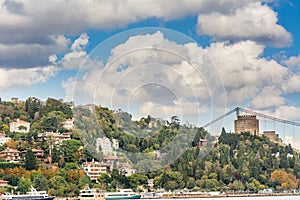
1,0 -> 300,142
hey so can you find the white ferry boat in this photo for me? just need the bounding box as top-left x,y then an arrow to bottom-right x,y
104,189 -> 141,200
1,188 -> 54,200
79,187 -> 105,200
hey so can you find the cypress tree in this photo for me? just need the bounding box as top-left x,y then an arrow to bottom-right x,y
25,149 -> 37,170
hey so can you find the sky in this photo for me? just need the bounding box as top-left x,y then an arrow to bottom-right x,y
1,0 -> 300,142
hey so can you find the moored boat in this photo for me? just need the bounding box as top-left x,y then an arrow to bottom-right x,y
79,186 -> 105,200
104,189 -> 141,200
1,188 -> 54,200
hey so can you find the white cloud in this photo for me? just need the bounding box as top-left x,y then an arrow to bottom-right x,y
249,87 -> 286,109
139,100 -> 209,117
283,54 -> 300,71
71,33 -> 89,52
0,0 -> 287,70
62,31 -> 298,120
52,33 -> 103,70
281,74 -> 300,94
0,35 -> 69,68
204,40 -> 289,105
0,0 -> 260,42
258,106 -> 300,121
197,2 -> 292,47
0,65 -> 57,91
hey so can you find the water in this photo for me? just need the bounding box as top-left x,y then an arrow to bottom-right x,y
143,197 -> 300,200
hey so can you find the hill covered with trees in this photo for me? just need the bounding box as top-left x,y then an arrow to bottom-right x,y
0,97 -> 299,196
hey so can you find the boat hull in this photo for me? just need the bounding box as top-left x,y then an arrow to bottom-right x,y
3,197 -> 55,200
105,195 -> 141,200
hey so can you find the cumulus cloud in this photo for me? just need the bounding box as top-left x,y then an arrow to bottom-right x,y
71,33 -> 89,52
0,0 -> 289,70
249,87 -> 286,109
62,31 -> 218,117
281,75 -> 300,94
0,0 -> 260,42
62,31 -> 298,120
0,65 -> 57,91
0,35 -> 69,68
139,100 -> 209,117
254,106 -> 300,122
51,33 -> 104,70
1,0 -> 298,123
283,54 -> 300,71
0,33 -> 87,90
204,40 -> 289,105
197,2 -> 292,47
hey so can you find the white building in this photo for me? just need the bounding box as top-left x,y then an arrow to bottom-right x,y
148,118 -> 169,128
62,118 -> 74,130
82,161 -> 108,180
117,162 -> 136,176
0,133 -> 11,146
37,132 -> 71,143
96,137 -> 119,155
9,119 -> 30,133
112,139 -> 119,150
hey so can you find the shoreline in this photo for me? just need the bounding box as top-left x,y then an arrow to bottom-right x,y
53,192 -> 300,199
141,193 -> 300,199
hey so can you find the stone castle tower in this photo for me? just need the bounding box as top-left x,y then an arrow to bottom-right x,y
234,115 -> 259,135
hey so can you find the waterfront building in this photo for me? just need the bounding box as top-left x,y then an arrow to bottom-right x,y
82,161 -> 109,180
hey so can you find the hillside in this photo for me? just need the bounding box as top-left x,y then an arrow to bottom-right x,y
0,97 -> 299,196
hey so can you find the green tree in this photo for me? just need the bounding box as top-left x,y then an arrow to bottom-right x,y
25,97 -> 41,120
228,180 -> 245,191
25,149 -> 38,170
49,176 -> 68,196
164,180 -> 178,191
17,177 -> 32,194
79,175 -> 91,188
1,124 -> 9,133
33,174 -> 49,191
270,169 -> 298,190
62,139 -> 82,162
46,98 -> 72,118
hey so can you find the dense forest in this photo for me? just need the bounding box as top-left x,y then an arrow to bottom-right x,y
0,97 -> 299,196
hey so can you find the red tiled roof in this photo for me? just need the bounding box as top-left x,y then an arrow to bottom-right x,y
104,156 -> 120,160
1,148 -> 19,153
0,133 -> 8,137
10,120 -> 30,125
0,180 -> 9,184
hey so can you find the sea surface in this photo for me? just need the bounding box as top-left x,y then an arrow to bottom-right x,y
142,197 -> 300,200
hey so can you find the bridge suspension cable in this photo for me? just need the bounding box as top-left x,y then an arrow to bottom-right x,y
202,107 -> 300,128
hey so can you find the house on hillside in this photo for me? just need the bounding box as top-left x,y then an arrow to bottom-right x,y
37,132 -> 71,143
9,119 -> 30,133
82,160 -> 109,180
22,148 -> 45,161
0,148 -> 21,162
116,161 -> 136,176
96,137 -> 119,156
0,180 -> 9,188
0,132 -> 11,146
62,118 -> 74,130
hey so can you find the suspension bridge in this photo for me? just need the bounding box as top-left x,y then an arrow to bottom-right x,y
202,107 -> 300,145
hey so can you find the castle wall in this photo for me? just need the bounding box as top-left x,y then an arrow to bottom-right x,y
234,115 -> 259,135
